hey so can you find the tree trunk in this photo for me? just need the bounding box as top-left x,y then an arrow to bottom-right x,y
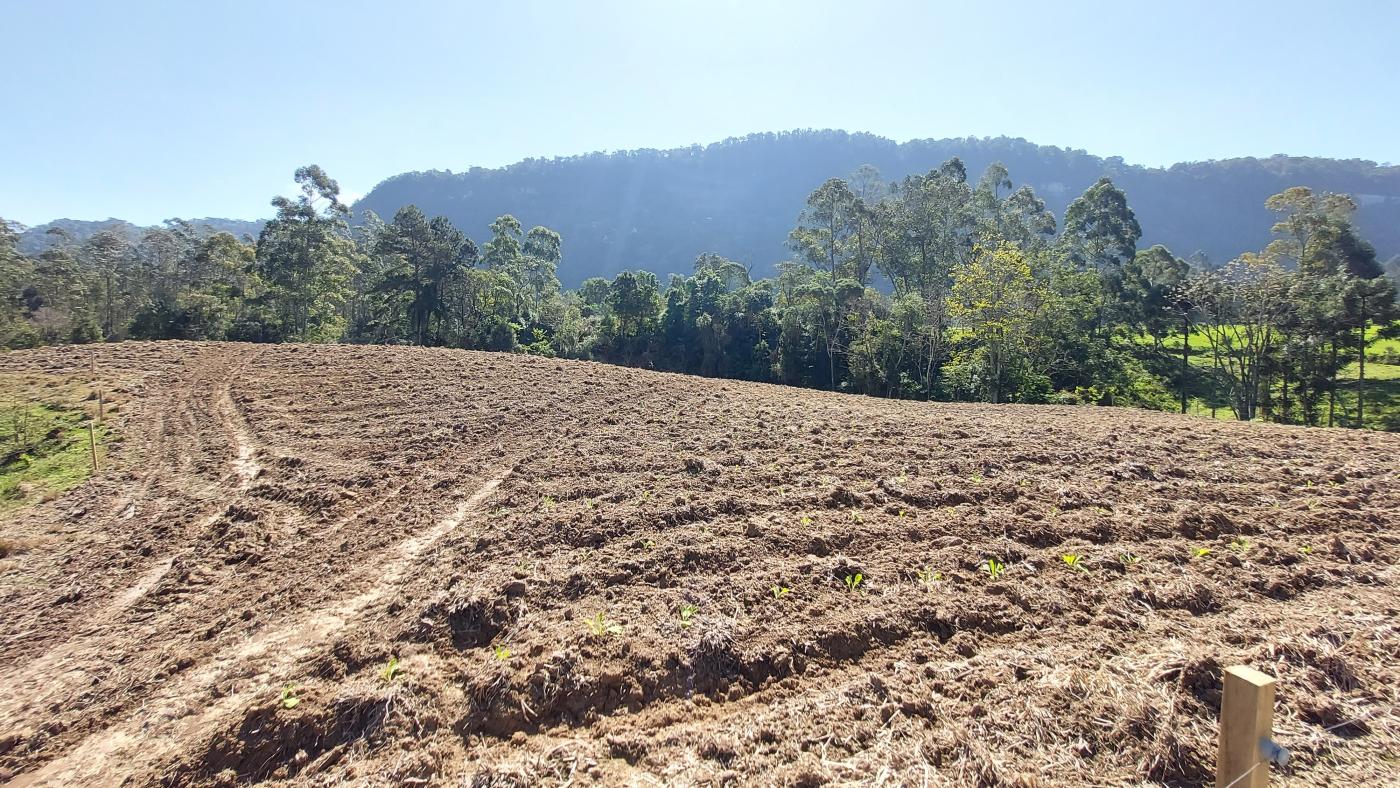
1180,314 -> 1190,414
1327,340 -> 1338,427
1357,300 -> 1367,428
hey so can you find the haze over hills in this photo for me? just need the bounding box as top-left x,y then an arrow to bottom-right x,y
15,217 -> 264,255
352,130 -> 1400,286
17,131 -> 1400,286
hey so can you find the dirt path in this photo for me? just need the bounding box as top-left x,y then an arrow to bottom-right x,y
0,341 -> 1396,786
8,471 -> 507,788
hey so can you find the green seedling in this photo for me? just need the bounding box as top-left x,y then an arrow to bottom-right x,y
851,511 -> 862,523
800,515 -> 813,527
542,495 -> 556,510
679,604 -> 698,628
981,558 -> 1006,580
1229,537 -> 1249,552
1120,552 -> 1141,567
771,585 -> 790,598
970,473 -> 984,484
279,684 -> 300,709
915,567 -> 942,587
843,573 -> 864,593
491,643 -> 511,660
897,509 -> 908,518
1193,547 -> 1212,559
1300,544 -> 1313,555
380,656 -> 403,682
586,612 -> 624,638
641,538 -> 656,551
1061,553 -> 1087,573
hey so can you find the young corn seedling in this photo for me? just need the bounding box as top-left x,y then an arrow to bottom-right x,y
771,584 -> 790,598
491,643 -> 511,660
380,656 -> 403,682
843,573 -> 864,593
1229,537 -> 1249,552
586,612 -> 624,638
279,684 -> 300,709
679,603 -> 698,629
1061,553 -> 1087,573
1193,547 -> 1212,559
915,567 -> 942,587
981,558 -> 1006,580
1300,544 -> 1313,556
1120,552 -> 1141,567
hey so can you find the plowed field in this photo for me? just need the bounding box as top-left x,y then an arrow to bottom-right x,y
0,342 -> 1396,786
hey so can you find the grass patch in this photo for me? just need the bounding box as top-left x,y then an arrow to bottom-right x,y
1139,323 -> 1400,430
0,373 -> 109,514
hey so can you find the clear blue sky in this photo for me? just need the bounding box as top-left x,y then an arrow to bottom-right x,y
3,0 -> 1397,226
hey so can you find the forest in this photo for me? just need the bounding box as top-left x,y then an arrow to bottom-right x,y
3,159 -> 1398,429
349,131 -> 1400,285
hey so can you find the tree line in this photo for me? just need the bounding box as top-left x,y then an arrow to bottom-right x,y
2,161 -> 1397,429
354,130 -> 1400,286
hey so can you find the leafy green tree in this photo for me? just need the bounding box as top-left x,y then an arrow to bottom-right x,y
1061,177 -> 1142,340
598,270 -> 661,364
0,219 -> 39,348
372,206 -> 477,345
789,178 -> 874,285
254,165 -> 359,342
948,242 -> 1051,403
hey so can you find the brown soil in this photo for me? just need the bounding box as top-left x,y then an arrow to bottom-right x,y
0,341 -> 1396,787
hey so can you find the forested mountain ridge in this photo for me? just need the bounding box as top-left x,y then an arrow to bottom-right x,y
17,217 -> 264,255
354,130 -> 1400,286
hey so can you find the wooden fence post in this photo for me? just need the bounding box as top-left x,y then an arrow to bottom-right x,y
1217,665 -> 1276,787
88,422 -> 99,473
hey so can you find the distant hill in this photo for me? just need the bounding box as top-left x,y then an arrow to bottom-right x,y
19,132 -> 1400,286
355,130 -> 1400,286
17,217 -> 264,255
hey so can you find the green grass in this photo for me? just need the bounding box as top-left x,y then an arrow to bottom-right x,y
1181,364 -> 1400,430
0,374 -> 107,514
1143,322 -> 1400,430
1153,323 -> 1400,358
